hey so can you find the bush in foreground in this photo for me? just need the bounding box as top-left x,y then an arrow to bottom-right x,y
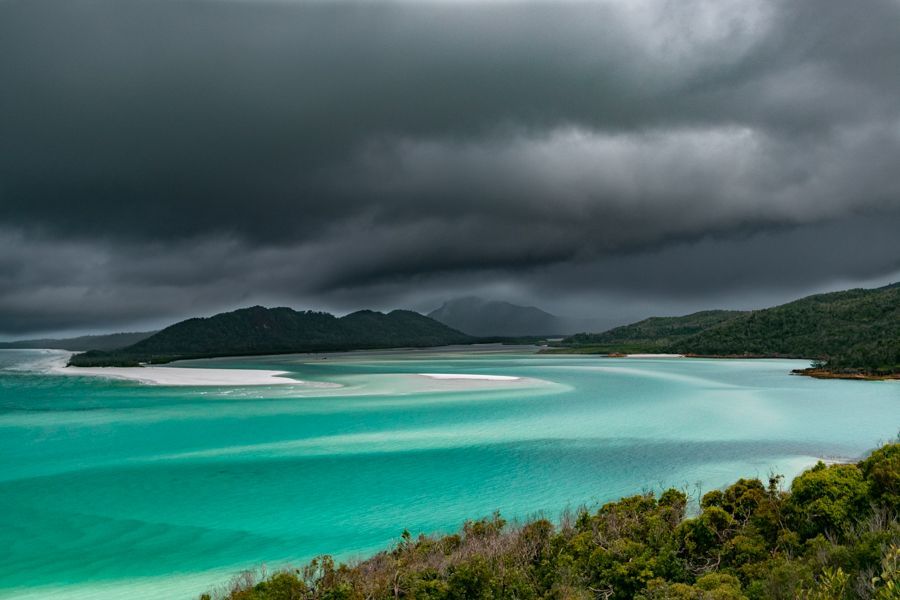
204,443 -> 900,600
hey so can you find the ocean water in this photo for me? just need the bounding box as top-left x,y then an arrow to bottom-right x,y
1,347 -> 898,599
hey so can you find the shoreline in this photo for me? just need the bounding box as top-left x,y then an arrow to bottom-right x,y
11,349 -> 548,390
4,348 -> 897,600
418,373 -> 521,381
791,368 -> 900,382
31,347 -> 900,384
66,343 -> 544,368
51,364 -> 305,386
543,349 -> 899,381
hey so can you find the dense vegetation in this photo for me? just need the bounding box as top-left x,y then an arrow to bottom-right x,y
556,311 -> 743,355
206,442 -> 900,600
69,307 -> 473,366
556,284 -> 900,376
63,283 -> 900,374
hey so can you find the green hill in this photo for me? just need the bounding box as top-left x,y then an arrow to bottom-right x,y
68,306 -> 473,366
560,310 -> 744,354
671,284 -> 900,370
557,283 -> 900,376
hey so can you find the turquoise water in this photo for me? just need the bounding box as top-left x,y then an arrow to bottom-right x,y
1,347 -> 898,599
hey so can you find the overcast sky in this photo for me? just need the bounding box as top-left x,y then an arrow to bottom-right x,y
2,0 -> 900,337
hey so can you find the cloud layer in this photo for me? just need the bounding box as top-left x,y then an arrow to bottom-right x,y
2,0 -> 899,335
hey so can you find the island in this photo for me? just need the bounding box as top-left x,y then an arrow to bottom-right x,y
546,283 -> 900,380
67,307 -> 475,367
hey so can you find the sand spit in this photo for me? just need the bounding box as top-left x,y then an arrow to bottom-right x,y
53,365 -> 304,386
418,373 -> 521,381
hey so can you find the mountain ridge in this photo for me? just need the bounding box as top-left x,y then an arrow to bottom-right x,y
69,306 -> 474,367
556,283 -> 900,376
428,297 -> 573,336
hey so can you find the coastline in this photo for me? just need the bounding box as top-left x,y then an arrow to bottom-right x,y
4,348 -> 899,600
791,368 -> 900,382
41,349 -> 306,386
38,351 -> 539,388
542,349 -> 899,381
58,367 -> 538,388
52,364 -> 306,386
418,373 -> 521,381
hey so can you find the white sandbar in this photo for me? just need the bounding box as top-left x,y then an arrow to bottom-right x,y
53,365 -> 303,386
418,373 -> 521,381
624,354 -> 684,358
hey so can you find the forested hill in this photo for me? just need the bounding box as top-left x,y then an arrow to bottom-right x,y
68,306 -> 473,366
669,284 -> 900,367
562,310 -> 744,353
557,283 -> 900,376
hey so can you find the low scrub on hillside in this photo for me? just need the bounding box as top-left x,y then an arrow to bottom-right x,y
204,442 -> 900,600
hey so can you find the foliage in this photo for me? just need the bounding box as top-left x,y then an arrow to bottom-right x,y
786,463 -> 869,539
557,283 -> 900,375
561,311 -> 743,354
206,444 -> 900,600
68,306 -> 473,366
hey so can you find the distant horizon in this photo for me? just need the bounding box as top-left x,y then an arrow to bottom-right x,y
4,275 -> 898,342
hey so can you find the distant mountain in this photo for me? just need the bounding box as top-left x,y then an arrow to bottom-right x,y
558,283 -> 900,376
428,297 -> 569,337
68,306 -> 473,366
0,331 -> 155,352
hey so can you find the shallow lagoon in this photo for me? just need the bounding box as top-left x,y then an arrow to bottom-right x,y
1,347 -> 898,599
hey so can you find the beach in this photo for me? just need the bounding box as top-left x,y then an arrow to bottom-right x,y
40,350 -> 537,389
52,365 -> 304,386
418,373 -> 521,381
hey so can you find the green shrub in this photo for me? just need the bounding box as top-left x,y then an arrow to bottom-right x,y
206,444 -> 900,600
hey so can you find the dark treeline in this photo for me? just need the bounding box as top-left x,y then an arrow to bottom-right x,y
205,442 -> 900,600
68,307 -> 474,367
559,311 -> 743,355
65,283 -> 900,374
555,284 -> 900,377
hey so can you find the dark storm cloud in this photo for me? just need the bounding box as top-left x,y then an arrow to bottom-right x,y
1,0 -> 899,335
